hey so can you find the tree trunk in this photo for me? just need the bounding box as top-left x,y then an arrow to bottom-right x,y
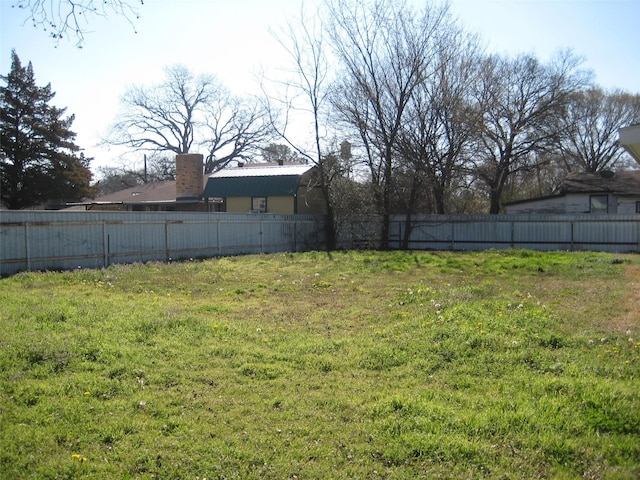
380,155 -> 393,250
489,187 -> 502,214
401,212 -> 412,250
323,193 -> 337,251
433,183 -> 446,215
488,164 -> 510,214
401,175 -> 421,249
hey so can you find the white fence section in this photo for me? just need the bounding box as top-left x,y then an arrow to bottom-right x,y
2,212 -> 639,276
340,214 -> 640,253
0,211 -> 326,276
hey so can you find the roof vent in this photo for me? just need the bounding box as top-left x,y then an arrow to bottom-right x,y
599,170 -> 614,179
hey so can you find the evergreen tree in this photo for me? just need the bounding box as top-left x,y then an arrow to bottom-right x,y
1,50 -> 96,209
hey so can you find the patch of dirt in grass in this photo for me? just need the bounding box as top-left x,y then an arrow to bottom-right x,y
530,260 -> 639,335
612,264 -> 640,334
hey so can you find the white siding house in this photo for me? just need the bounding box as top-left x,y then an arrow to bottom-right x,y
504,171 -> 640,215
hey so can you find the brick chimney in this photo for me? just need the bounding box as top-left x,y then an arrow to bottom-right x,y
175,153 -> 203,200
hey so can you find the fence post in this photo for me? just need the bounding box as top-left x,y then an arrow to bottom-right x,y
450,220 -> 455,250
570,221 -> 574,251
102,221 -> 108,268
510,221 -> 514,248
24,222 -> 31,272
217,220 -> 221,255
165,221 -> 170,262
260,220 -> 264,253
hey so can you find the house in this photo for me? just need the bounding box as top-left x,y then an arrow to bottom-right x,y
202,162 -> 326,214
71,178 -> 210,211
73,154 -> 326,214
503,170 -> 640,215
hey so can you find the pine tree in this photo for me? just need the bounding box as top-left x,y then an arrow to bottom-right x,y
1,50 -> 96,209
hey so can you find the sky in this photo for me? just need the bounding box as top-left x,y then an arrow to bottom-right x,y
1,0 -> 639,177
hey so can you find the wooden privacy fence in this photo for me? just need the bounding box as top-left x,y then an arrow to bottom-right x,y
339,214 -> 640,253
0,211 -> 326,276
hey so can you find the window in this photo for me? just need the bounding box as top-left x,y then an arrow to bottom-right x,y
589,195 -> 608,213
252,197 -> 266,213
209,198 -> 225,212
636,201 -> 640,214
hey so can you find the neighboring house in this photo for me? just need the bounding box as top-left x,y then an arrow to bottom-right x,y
504,170 -> 640,215
202,162 -> 326,214
71,154 -> 326,214
70,177 -> 210,211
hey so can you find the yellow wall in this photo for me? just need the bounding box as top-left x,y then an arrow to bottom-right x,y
268,196 -> 294,214
226,197 -> 251,212
225,196 -> 295,214
224,181 -> 325,214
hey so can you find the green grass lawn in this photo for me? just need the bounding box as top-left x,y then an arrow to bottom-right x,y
1,250 -> 639,479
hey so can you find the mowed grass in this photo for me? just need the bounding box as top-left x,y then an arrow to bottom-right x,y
1,249 -> 639,479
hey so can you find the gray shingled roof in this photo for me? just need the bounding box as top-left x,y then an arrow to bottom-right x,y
557,171 -> 640,195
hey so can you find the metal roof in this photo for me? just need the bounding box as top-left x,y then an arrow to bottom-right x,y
203,164 -> 314,198
203,175 -> 303,197
208,164 -> 313,178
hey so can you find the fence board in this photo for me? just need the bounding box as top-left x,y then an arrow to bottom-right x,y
2,212 -> 638,276
0,211 -> 326,276
391,214 -> 640,252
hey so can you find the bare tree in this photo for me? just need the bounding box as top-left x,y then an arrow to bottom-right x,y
328,0 -> 451,248
397,22 -> 483,215
201,96 -> 272,173
263,3 -> 347,250
107,65 -> 218,154
500,85 -> 640,204
261,143 -> 303,164
471,49 -> 591,213
95,166 -> 140,195
107,64 -> 271,173
95,152 -> 175,195
12,0 -> 143,47
500,152 -> 568,204
557,88 -> 640,173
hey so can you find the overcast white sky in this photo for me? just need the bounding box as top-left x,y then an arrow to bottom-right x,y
1,0 -> 639,176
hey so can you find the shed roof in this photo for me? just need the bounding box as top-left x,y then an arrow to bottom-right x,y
203,164 -> 314,198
